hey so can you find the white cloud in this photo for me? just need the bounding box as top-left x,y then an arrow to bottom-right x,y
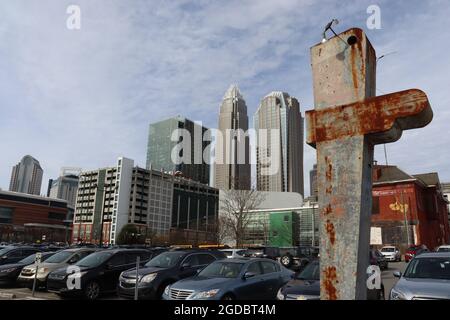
0,0 -> 449,198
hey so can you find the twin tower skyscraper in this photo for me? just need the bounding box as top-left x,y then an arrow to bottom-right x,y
215,85 -> 304,197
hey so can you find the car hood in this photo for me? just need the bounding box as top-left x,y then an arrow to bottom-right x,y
172,276 -> 233,291
395,278 -> 450,299
0,262 -> 26,271
122,266 -> 167,277
24,262 -> 68,271
282,279 -> 320,296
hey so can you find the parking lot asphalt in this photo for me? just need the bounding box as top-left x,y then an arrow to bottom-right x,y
0,286 -> 122,300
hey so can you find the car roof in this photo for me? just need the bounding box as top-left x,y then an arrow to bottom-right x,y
438,245 -> 450,248
62,247 -> 98,253
95,248 -> 151,254
415,252 -> 450,258
220,257 -> 277,263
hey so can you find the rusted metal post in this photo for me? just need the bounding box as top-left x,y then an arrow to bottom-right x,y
306,28 -> 433,300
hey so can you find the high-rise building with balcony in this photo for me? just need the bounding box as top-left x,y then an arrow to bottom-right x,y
9,155 -> 43,196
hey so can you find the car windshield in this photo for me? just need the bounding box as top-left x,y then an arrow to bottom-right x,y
19,253 -> 41,265
407,246 -> 419,251
145,251 -> 185,268
403,257 -> 450,280
0,248 -> 13,256
44,251 -> 73,263
438,248 -> 450,252
296,262 -> 320,280
76,251 -> 113,268
199,262 -> 244,278
381,248 -> 395,252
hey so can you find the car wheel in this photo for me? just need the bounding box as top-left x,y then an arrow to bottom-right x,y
84,281 -> 101,300
378,287 -> 385,300
280,255 -> 293,268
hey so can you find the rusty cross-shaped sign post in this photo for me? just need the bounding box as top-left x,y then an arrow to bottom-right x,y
305,28 -> 433,300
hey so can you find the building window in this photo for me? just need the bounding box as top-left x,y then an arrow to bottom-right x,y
0,207 -> 13,224
372,196 -> 380,215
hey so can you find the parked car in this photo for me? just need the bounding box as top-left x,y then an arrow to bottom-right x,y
220,249 -> 246,259
390,252 -> 450,300
17,248 -> 97,289
276,260 -> 385,300
47,249 -> 153,300
241,247 -> 279,260
405,245 -> 429,263
370,249 -> 388,270
380,246 -> 401,262
436,245 -> 450,253
118,249 -> 226,299
278,246 -> 319,270
163,258 -> 294,300
0,246 -> 42,266
0,251 -> 56,286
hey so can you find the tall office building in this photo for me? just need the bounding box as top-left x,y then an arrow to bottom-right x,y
73,157 -> 218,245
48,168 -> 81,207
146,116 -> 210,185
9,155 -> 43,195
254,91 -> 304,196
309,164 -> 318,200
214,85 -> 251,190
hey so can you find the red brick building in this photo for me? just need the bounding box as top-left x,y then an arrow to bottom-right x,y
0,190 -> 73,243
371,165 -> 450,251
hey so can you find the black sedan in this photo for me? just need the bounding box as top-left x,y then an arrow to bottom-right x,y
0,251 -> 55,286
276,260 -> 385,300
118,250 -> 226,300
47,249 -> 152,300
163,258 -> 294,300
0,246 -> 42,265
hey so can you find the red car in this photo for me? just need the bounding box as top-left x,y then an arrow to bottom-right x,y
404,245 -> 429,263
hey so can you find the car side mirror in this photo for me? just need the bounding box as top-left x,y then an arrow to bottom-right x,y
243,272 -> 256,279
181,263 -> 191,270
393,271 -> 402,278
0,256 -> 7,260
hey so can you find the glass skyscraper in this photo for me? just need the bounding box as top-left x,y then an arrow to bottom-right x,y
146,116 -> 210,185
254,92 -> 304,196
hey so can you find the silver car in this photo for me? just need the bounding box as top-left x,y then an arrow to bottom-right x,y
390,252 -> 450,300
18,248 -> 96,288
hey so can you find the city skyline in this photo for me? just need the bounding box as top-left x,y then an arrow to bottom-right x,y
1,1 -> 450,197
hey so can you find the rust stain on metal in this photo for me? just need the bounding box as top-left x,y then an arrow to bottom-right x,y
323,266 -> 338,300
306,89 -> 433,146
326,185 -> 332,194
322,204 -> 332,216
325,156 -> 332,181
325,220 -> 336,245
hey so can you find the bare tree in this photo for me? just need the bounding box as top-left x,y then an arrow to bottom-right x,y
219,187 -> 266,248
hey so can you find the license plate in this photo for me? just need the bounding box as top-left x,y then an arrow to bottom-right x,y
296,295 -> 306,300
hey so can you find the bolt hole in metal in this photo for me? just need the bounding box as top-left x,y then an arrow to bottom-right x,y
347,36 -> 358,45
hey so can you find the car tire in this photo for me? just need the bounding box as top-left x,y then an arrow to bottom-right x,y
378,286 -> 385,300
280,255 -> 293,268
84,281 -> 101,300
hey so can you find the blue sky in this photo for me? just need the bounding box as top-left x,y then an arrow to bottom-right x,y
0,0 -> 449,196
